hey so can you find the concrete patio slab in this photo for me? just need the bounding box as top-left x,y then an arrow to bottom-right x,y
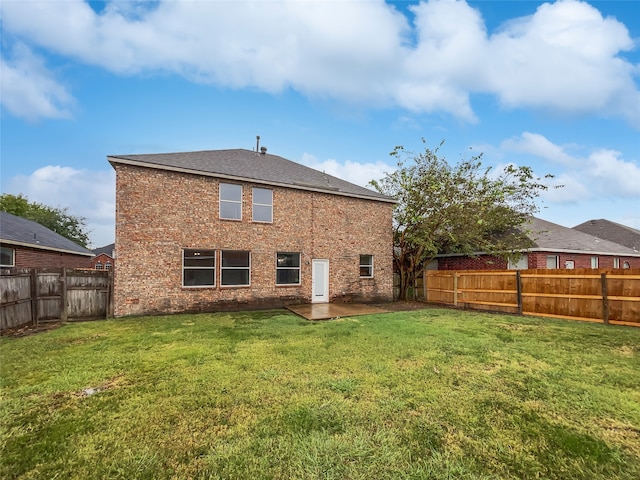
286,303 -> 388,320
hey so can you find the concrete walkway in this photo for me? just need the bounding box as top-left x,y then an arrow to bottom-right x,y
286,303 -> 388,320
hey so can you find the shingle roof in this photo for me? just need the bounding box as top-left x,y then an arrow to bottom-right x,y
436,216 -> 640,258
525,217 -> 639,255
92,243 -> 115,257
0,212 -> 93,256
572,219 -> 640,252
108,149 -> 395,203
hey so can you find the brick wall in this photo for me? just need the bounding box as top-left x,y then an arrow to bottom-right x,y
438,255 -> 507,270
91,253 -> 115,271
528,251 -> 640,269
439,252 -> 640,270
2,244 -> 92,269
114,164 -> 394,316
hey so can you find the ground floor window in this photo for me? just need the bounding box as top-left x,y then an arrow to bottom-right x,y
613,258 -> 620,268
360,255 -> 373,277
183,249 -> 216,287
591,256 -> 599,268
276,252 -> 300,285
546,255 -> 559,269
221,250 -> 250,286
1,246 -> 14,267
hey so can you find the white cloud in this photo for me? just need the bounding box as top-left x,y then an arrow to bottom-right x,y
1,0 -> 637,125
300,153 -> 391,188
497,132 -> 639,207
0,43 -> 75,121
485,0 -> 638,125
586,149 -> 640,197
501,132 -> 576,166
6,166 -> 115,248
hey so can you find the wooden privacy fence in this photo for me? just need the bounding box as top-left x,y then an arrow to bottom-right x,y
425,268 -> 640,327
0,268 -> 113,331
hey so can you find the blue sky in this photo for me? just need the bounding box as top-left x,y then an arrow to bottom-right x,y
1,0 -> 639,248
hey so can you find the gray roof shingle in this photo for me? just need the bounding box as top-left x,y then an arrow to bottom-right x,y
0,212 -> 93,256
108,149 -> 395,203
572,219 -> 640,252
526,217 -> 639,255
92,243 -> 115,257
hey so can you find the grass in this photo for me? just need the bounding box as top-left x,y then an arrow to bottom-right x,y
1,307 -> 639,479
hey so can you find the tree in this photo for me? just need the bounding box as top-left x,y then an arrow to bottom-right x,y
0,193 -> 91,247
370,140 -> 554,300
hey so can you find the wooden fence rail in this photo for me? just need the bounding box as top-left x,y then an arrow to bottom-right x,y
425,268 -> 640,327
1,268 -> 113,331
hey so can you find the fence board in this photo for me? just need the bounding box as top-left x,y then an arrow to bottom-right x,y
1,268 -> 113,331
425,268 -> 640,326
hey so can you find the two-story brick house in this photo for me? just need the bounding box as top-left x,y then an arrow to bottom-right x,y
109,148 -> 395,317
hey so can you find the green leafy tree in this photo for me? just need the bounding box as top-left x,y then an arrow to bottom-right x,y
0,193 -> 90,248
370,140 -> 555,300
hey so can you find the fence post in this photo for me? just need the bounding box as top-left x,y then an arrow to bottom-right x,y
30,269 -> 38,326
60,268 -> 68,322
516,270 -> 523,315
453,272 -> 458,307
601,273 -> 609,325
423,271 -> 427,302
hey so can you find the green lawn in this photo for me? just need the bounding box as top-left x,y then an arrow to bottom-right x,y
1,308 -> 639,479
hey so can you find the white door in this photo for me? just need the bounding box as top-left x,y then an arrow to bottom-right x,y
312,259 -> 329,303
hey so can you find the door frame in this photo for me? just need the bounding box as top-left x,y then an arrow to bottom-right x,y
311,259 -> 329,303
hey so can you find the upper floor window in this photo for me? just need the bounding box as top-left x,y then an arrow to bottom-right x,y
183,249 -> 216,287
221,250 -> 250,286
1,247 -> 15,268
276,252 -> 300,285
220,183 -> 242,220
253,188 -> 273,223
360,255 -> 373,277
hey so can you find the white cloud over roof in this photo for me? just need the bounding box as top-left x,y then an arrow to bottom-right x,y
1,0 -> 637,126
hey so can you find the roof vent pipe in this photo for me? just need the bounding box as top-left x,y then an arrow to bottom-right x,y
256,135 -> 260,152
260,146 -> 267,155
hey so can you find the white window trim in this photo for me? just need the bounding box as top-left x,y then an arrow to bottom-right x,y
591,256 -> 599,268
1,246 -> 15,268
221,250 -> 251,287
359,254 -> 374,278
183,249 -> 216,288
252,187 -> 273,223
276,252 -> 301,285
613,257 -> 620,269
219,183 -> 243,221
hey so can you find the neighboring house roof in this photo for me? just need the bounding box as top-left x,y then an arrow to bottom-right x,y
92,243 -> 115,257
108,149 -> 396,203
572,219 -> 640,252
526,217 -> 639,256
437,216 -> 640,258
0,211 -> 93,257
